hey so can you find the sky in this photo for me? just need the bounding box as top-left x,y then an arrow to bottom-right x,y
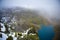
0,0 -> 59,8
0,0 -> 60,20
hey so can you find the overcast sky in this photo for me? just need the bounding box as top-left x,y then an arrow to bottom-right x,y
0,0 -> 59,8
0,0 -> 60,19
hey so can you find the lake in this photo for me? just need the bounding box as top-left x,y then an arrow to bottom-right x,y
38,24 -> 55,40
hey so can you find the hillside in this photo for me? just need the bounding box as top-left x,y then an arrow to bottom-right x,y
0,7 -> 42,32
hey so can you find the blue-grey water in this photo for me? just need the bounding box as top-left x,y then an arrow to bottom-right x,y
38,24 -> 55,40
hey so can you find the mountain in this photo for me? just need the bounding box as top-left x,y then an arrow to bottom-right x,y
0,7 -> 41,32
1,7 -> 59,32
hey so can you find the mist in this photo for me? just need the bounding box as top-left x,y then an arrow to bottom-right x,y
0,0 -> 60,23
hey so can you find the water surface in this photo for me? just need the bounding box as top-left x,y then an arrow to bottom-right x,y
38,24 -> 55,40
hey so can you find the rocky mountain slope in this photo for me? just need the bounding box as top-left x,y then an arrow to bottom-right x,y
0,7 -> 41,32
